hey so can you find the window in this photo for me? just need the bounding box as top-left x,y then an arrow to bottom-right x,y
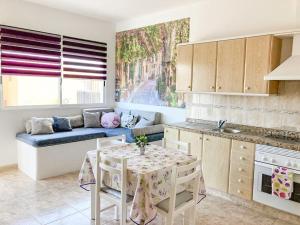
61,36 -> 107,105
0,26 -> 107,108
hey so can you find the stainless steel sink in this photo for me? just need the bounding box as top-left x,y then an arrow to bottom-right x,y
212,128 -> 241,134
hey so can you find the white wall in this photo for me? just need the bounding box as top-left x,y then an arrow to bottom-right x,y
116,0 -> 298,123
0,0 -> 116,166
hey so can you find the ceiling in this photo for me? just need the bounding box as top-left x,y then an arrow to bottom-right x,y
23,0 -> 203,22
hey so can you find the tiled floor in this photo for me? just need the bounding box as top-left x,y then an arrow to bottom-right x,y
0,169 -> 299,225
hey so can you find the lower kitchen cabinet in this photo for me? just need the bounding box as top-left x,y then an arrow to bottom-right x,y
179,130 -> 203,159
164,127 -> 179,149
202,135 -> 231,192
229,140 -> 255,200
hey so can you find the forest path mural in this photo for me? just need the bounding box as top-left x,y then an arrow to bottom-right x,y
115,18 -> 190,108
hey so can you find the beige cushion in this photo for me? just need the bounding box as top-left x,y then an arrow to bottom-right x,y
31,117 -> 54,135
156,191 -> 193,213
25,118 -> 54,134
131,124 -> 164,136
66,115 -> 84,128
83,112 -> 101,128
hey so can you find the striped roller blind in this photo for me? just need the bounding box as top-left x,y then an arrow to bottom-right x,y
0,26 -> 61,77
62,36 -> 107,80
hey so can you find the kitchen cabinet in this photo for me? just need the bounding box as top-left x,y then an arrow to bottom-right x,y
164,127 -> 179,149
244,35 -> 282,94
229,140 -> 255,200
176,44 -> 193,92
179,130 -> 203,159
216,38 -> 246,93
192,42 -> 217,92
202,135 -> 231,192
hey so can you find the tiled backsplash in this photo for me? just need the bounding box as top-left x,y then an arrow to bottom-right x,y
186,81 -> 300,131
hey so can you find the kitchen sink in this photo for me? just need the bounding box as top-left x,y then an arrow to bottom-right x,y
212,128 -> 241,134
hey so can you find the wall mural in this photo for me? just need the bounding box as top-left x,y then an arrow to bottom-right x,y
115,18 -> 190,108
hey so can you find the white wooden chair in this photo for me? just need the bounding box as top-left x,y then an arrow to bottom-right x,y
97,135 -> 126,149
162,138 -> 191,155
156,160 -> 201,225
95,152 -> 132,225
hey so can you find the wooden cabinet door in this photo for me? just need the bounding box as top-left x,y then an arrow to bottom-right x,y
216,39 -> 246,93
244,35 -> 281,94
164,127 -> 179,149
176,45 -> 193,92
202,135 -> 231,192
179,130 -> 203,160
192,42 -> 217,92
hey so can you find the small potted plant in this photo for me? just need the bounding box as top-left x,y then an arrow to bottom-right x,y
135,135 -> 148,155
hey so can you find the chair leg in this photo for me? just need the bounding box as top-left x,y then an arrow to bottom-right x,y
95,192 -> 100,225
114,205 -> 119,221
183,208 -> 196,225
120,205 -> 127,225
166,215 -> 173,225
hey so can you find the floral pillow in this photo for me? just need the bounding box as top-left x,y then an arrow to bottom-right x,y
121,113 -> 138,128
101,112 -> 121,128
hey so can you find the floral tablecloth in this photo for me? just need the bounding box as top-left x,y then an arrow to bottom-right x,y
78,143 -> 206,225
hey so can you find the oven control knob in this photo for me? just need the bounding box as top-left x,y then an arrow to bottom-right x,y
286,161 -> 292,167
262,156 -> 268,161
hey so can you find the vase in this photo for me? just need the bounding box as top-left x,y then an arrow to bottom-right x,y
139,145 -> 145,155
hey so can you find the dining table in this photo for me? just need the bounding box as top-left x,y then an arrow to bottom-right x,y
78,143 -> 206,225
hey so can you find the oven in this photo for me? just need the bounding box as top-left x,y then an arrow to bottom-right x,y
253,144 -> 300,216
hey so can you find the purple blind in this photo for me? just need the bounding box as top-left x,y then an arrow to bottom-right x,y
0,27 -> 61,77
62,36 -> 107,80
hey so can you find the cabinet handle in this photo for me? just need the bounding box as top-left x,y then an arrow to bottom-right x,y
239,156 -> 245,161
237,189 -> 242,194
166,130 -> 168,133
218,86 -> 222,90
188,85 -> 191,90
245,86 -> 250,90
199,137 -> 203,140
238,178 -> 243,183
238,168 -> 244,172
240,145 -> 246,149
205,138 -> 209,141
210,86 -> 215,90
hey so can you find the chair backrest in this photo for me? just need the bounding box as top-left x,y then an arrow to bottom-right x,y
162,138 -> 191,155
168,160 -> 201,215
97,135 -> 126,149
96,151 -> 127,205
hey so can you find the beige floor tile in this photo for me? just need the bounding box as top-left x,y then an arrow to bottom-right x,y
47,212 -> 91,225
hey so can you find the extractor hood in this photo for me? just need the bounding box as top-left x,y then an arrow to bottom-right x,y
265,34 -> 300,80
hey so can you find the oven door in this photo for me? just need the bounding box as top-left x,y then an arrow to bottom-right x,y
253,161 -> 300,216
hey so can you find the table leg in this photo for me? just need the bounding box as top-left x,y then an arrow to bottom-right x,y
91,184 -> 95,220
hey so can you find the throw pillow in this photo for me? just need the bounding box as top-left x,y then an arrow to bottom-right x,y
66,115 -> 84,128
101,112 -> 121,128
121,113 -> 138,128
31,117 -> 54,135
25,118 -> 54,134
83,112 -> 101,128
134,117 -> 154,128
53,117 -> 72,132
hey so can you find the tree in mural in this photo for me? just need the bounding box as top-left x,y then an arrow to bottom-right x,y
116,18 -> 190,108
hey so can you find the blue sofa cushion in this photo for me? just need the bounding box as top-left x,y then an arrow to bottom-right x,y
16,127 -> 164,147
16,128 -> 106,147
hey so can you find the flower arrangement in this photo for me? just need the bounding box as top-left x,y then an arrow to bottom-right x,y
135,135 -> 148,155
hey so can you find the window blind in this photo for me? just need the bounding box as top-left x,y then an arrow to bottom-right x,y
62,36 -> 107,80
0,27 -> 61,77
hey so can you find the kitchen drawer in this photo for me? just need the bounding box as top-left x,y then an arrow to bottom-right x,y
229,182 -> 253,200
164,128 -> 179,140
231,152 -> 254,169
231,140 -> 255,157
230,161 -> 254,178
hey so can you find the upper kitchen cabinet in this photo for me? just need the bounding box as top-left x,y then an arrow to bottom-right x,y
192,42 -> 217,92
176,44 -> 193,92
216,38 -> 246,93
244,35 -> 282,94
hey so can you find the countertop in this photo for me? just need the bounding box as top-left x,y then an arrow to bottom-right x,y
165,121 -> 300,151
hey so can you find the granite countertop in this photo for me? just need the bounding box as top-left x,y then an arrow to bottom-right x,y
165,120 -> 300,151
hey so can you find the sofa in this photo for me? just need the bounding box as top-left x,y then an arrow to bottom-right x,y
16,107 -> 164,180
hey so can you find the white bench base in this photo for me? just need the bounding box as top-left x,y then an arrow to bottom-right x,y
17,139 -> 97,180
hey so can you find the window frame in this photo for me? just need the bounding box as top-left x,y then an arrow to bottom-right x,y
0,27 -> 108,110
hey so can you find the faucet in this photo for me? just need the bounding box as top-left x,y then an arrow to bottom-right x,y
217,120 -> 227,129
